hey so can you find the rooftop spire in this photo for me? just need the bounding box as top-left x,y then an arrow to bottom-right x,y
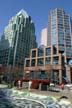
17,9 -> 28,18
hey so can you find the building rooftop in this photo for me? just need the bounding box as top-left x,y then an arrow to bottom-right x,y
17,9 -> 29,18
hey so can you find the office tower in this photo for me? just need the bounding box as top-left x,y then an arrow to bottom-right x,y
48,8 -> 72,62
40,28 -> 47,46
24,8 -> 72,84
0,9 -> 37,69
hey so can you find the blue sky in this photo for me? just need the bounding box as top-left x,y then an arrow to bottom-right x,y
0,0 -> 72,45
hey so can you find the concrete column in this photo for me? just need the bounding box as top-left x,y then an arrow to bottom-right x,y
67,67 -> 71,83
59,70 -> 62,84
35,49 -> 38,66
34,70 -> 37,79
39,83 -> 42,90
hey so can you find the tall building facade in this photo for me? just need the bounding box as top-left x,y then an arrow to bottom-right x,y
23,8 -> 72,84
40,28 -> 47,46
0,9 -> 37,69
48,8 -> 72,63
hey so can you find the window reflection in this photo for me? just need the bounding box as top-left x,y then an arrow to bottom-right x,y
38,45 -> 44,57
46,48 -> 51,56
31,59 -> 36,66
26,60 -> 30,67
32,50 -> 36,57
37,58 -> 44,66
53,57 -> 59,64
45,57 -> 51,65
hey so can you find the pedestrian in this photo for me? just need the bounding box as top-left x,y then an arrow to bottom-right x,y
28,80 -> 32,91
18,80 -> 21,89
60,83 -> 64,90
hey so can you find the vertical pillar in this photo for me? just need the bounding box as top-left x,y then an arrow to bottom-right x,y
35,49 -> 38,66
34,70 -> 36,79
35,49 -> 38,78
23,59 -> 26,78
59,70 -> 62,84
67,67 -> 71,83
51,46 -> 53,64
50,70 -> 52,79
44,47 -> 45,66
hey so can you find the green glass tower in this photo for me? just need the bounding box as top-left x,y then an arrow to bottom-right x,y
0,9 -> 37,69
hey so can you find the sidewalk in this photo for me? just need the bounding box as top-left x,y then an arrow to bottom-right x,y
14,84 -> 72,103
0,84 -> 72,104
30,89 -> 72,103
0,84 -> 8,88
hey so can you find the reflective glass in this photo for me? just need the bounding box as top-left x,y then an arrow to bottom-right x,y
45,57 -> 51,65
37,58 -> 44,66
46,48 -> 51,56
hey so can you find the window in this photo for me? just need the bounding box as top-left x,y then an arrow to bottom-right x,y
66,41 -> 71,45
58,39 -> 64,44
32,50 -> 36,57
46,48 -> 51,56
26,60 -> 30,67
38,48 -> 44,57
45,57 -> 51,65
59,46 -> 65,50
31,59 -> 36,66
53,57 -> 59,64
66,47 -> 71,51
18,17 -> 20,24
12,24 -> 16,30
37,58 -> 44,66
66,52 -> 72,57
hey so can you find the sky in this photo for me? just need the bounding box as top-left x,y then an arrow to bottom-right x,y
0,0 -> 72,46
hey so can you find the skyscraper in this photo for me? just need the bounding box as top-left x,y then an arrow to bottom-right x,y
48,8 -> 72,63
40,28 -> 47,46
0,9 -> 37,69
23,8 -> 72,84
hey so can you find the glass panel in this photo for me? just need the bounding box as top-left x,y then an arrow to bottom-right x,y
37,58 -> 44,66
18,17 -> 20,24
38,48 -> 44,57
32,50 -> 36,57
12,24 -> 16,30
38,70 -> 48,79
52,70 -> 59,83
31,59 -> 36,66
53,57 -> 59,64
46,48 -> 51,56
26,60 -> 30,67
53,47 -> 57,54
66,52 -> 72,57
45,57 -> 51,65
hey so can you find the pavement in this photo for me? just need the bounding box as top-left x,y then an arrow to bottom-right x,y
0,84 -> 8,88
0,83 -> 72,103
29,88 -> 72,103
21,82 -> 72,103
11,87 -> 72,107
11,83 -> 72,103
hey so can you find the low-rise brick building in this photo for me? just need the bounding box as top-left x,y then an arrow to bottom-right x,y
24,45 -> 72,84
